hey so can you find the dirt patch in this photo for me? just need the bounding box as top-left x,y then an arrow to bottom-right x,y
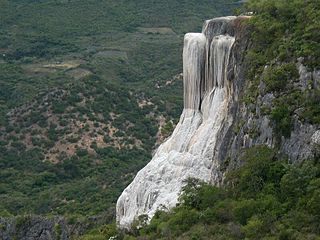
43,60 -> 82,69
23,59 -> 86,74
94,50 -> 128,59
3,90 -> 143,163
137,27 -> 176,35
137,99 -> 153,109
66,68 -> 92,80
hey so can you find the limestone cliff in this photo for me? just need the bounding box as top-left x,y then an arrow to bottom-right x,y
116,16 -> 252,229
116,14 -> 320,229
0,216 -> 69,240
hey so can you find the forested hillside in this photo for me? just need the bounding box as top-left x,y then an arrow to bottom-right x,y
111,147 -> 320,239
0,0 -> 238,226
2,0 -> 319,239
79,0 -> 320,239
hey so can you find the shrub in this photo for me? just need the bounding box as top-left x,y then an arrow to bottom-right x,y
242,216 -> 265,240
280,162 -> 318,205
270,104 -> 292,139
76,148 -> 89,157
167,208 -> 199,234
234,199 -> 259,225
228,146 -> 277,197
264,63 -> 299,93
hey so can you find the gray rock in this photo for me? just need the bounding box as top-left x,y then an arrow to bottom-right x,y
313,70 -> 320,89
0,216 -> 70,240
296,58 -> 312,90
116,15 -> 319,230
116,16 -> 247,229
311,130 -> 320,145
281,118 -> 316,163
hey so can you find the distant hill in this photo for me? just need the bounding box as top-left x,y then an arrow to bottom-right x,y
0,0 -> 238,220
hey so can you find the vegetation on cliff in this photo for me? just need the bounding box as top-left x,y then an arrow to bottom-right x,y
1,0 -> 319,238
81,146 -> 320,239
80,0 -> 320,238
244,0 -> 320,140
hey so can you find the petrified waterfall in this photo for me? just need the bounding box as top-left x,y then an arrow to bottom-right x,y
117,16 -> 242,229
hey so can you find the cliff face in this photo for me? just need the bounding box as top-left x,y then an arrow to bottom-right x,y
223,33 -> 320,169
222,43 -> 320,172
116,15 -> 320,229
0,213 -> 114,240
116,16 -> 252,229
0,216 -> 70,240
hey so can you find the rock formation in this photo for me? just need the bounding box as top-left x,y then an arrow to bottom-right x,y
0,216 -> 70,240
116,16 -> 249,229
116,14 -> 319,229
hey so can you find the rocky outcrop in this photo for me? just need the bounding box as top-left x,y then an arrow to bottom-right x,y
223,59 -> 320,168
0,212 -> 115,240
0,216 -> 69,240
116,14 -> 319,229
116,16 -> 252,229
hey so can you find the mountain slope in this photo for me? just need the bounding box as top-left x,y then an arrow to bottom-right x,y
77,0 -> 320,239
0,0 -> 238,222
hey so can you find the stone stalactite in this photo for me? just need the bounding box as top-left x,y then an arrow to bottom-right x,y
116,16 -> 241,229
183,33 -> 206,110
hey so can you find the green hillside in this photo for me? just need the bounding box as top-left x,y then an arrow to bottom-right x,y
0,0 -> 238,222
78,0 -> 320,239
106,147 -> 320,240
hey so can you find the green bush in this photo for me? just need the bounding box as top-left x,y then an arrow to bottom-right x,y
244,0 -> 320,136
270,105 -> 292,139
123,146 -> 320,239
264,63 -> 299,93
234,199 -> 259,225
301,89 -> 320,124
280,162 -> 318,205
167,208 -> 199,234
228,146 -> 277,196
242,216 -> 264,240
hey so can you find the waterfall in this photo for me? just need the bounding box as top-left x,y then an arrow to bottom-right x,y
116,16 -> 239,229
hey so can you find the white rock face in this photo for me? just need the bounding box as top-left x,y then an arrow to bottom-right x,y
311,130 -> 320,145
116,16 -> 238,229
